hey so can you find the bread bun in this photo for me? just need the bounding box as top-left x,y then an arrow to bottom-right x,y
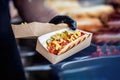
58,34 -> 90,55
76,18 -> 103,33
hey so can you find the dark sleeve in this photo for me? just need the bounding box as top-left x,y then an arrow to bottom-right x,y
0,0 -> 26,80
13,0 -> 57,22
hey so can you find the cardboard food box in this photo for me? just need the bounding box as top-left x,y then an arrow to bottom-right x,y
12,22 -> 68,38
36,28 -> 92,64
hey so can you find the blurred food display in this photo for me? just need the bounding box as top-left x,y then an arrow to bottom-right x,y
45,0 -> 120,45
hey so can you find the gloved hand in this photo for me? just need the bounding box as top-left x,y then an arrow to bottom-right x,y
49,15 -> 77,30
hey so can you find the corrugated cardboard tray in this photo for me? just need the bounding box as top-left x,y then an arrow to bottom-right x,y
36,28 -> 92,64
12,22 -> 68,38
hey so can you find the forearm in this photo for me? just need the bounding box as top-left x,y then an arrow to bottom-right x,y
13,0 -> 57,22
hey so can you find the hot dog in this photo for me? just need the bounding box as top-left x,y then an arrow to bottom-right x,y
46,30 -> 90,55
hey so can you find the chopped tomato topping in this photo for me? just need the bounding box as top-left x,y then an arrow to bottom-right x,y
56,39 -> 60,42
50,43 -> 55,48
49,48 -> 54,53
65,39 -> 70,43
60,41 -> 65,46
81,32 -> 85,36
53,50 -> 59,54
48,48 -> 59,55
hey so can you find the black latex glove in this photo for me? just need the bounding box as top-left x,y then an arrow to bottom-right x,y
49,15 -> 77,30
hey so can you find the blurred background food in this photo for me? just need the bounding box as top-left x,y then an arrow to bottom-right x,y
10,0 -> 120,80
45,0 -> 120,44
